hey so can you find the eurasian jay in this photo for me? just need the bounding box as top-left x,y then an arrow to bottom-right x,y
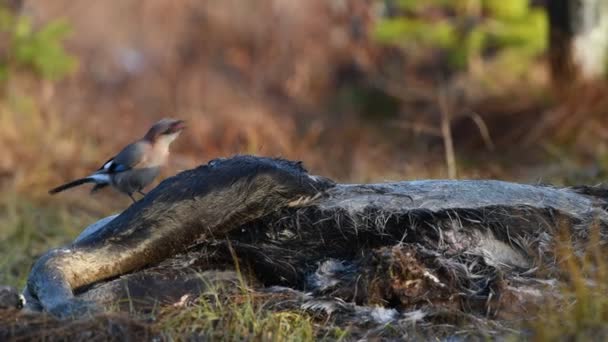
49,118 -> 185,202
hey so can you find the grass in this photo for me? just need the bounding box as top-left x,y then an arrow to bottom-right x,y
531,224 -> 608,341
158,291 -> 317,341
158,248 -> 321,341
0,192 -> 96,288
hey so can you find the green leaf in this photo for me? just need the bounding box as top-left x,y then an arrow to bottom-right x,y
374,18 -> 456,49
483,0 -> 529,20
448,28 -> 486,69
488,9 -> 547,54
37,20 -> 72,41
425,21 -> 457,48
8,16 -> 75,80
373,18 -> 412,43
13,16 -> 31,39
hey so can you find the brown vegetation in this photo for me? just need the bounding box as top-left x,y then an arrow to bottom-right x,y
1,0 -> 604,203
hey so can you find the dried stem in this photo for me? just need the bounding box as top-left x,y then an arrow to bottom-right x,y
438,87 -> 457,179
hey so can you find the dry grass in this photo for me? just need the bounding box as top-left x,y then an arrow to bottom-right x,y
531,223 -> 608,341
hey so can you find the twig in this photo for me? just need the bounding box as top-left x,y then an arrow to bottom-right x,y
438,87 -> 458,179
394,121 -> 442,136
467,111 -> 495,151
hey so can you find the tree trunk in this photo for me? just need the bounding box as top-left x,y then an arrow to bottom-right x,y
548,0 -> 608,85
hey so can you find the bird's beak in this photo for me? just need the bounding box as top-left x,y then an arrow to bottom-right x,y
171,120 -> 186,133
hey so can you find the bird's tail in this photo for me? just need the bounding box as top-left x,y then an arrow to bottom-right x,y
49,177 -> 97,194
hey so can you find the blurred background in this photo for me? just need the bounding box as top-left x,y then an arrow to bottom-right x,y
2,0 -> 608,284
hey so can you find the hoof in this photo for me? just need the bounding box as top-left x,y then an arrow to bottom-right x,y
0,285 -> 23,309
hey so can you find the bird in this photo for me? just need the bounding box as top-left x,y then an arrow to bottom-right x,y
49,118 -> 186,202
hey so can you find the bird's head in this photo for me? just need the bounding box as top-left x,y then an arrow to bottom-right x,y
144,118 -> 186,144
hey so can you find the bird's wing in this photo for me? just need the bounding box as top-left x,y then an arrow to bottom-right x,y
97,142 -> 148,174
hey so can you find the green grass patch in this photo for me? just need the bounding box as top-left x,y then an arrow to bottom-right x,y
0,192 -> 95,288
159,291 -> 317,341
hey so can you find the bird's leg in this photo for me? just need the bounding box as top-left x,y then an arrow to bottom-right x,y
128,193 -> 137,203
138,190 -> 147,197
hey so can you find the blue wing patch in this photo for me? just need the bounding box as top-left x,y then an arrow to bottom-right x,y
112,163 -> 130,172
98,158 -> 130,173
